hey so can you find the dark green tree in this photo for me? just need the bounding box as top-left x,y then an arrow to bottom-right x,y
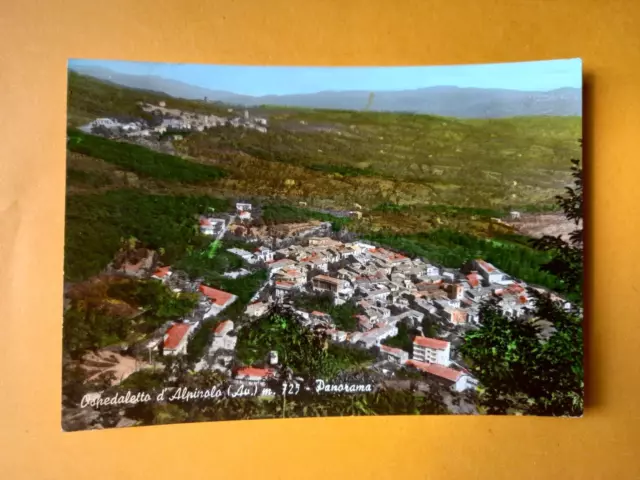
459,146 -> 583,416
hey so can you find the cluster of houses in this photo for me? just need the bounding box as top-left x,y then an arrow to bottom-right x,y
117,203 -> 570,396
79,103 -> 268,139
223,235 -> 565,392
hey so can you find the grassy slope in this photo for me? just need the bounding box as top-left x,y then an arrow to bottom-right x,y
67,129 -> 227,182
184,108 -> 580,209
64,73 -> 576,294
64,189 -> 230,281
67,71 -> 230,127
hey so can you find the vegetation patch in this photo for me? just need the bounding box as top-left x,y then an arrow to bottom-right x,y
365,229 -> 562,291
64,189 -> 230,281
67,129 -> 227,183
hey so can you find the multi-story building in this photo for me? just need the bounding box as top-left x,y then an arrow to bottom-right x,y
380,345 -> 409,365
412,336 -> 451,366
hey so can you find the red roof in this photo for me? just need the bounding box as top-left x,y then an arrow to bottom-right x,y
406,360 -> 463,382
164,323 -> 191,349
236,367 -> 274,378
199,285 -> 236,306
466,273 -> 480,288
311,311 -> 326,316
413,336 -> 450,350
381,345 -> 404,355
200,218 -> 212,226
476,259 -> 495,272
519,295 -> 528,304
153,266 -> 171,278
214,320 -> 232,334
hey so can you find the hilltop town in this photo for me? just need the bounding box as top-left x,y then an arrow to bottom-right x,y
84,199 -> 570,405
79,102 -> 268,140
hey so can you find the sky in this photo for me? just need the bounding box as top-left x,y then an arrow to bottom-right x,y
68,58 -> 581,96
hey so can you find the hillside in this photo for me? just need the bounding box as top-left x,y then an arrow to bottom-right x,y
69,65 -> 582,118
65,72 -> 580,289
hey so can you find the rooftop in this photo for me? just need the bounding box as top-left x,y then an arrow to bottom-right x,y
164,323 -> 191,350
413,336 -> 450,350
153,266 -> 171,278
236,367 -> 274,378
199,285 -> 236,306
406,360 -> 463,382
214,320 -> 233,334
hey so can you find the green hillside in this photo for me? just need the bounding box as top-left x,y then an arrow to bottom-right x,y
66,71 -> 230,127
63,72 -> 580,293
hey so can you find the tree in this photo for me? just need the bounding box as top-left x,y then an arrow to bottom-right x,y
459,145 -> 583,416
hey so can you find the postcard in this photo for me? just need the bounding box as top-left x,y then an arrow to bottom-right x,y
62,58 -> 583,431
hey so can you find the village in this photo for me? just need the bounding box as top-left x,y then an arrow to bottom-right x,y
106,200 -> 572,397
79,101 -> 268,140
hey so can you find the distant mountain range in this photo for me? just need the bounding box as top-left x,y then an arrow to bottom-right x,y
69,65 -> 582,118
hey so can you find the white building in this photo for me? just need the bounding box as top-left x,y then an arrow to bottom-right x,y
227,248 -> 258,264
412,336 -> 451,366
245,301 -> 270,318
267,258 -> 297,272
199,217 -> 225,236
236,203 -> 252,220
214,320 -> 234,337
425,264 -> 440,277
473,259 -> 505,285
199,285 -> 238,318
163,322 -> 197,356
406,360 -> 474,392
380,345 -> 409,365
254,246 -> 275,263
358,324 -> 398,348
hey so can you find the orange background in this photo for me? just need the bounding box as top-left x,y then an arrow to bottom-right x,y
1,0 -> 639,478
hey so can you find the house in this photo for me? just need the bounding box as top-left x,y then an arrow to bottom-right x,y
380,345 -> 409,365
412,336 -> 451,366
199,285 -> 238,318
245,301 -> 269,318
473,259 -> 505,284
236,203 -> 252,219
267,258 -> 296,272
329,330 -> 348,342
152,266 -> 172,282
307,237 -> 340,247
227,248 -> 258,264
355,314 -> 376,332
273,267 -> 306,286
405,360 -> 474,392
358,324 -> 398,348
310,311 -> 333,325
349,332 -> 363,344
466,271 -> 481,288
447,283 -> 464,300
199,217 -> 225,236
312,275 -> 352,295
235,367 -> 274,382
214,320 -> 234,337
163,322 -> 196,356
425,264 -> 440,277
208,320 -> 237,353
441,307 -> 468,325
255,246 -> 275,263
274,281 -> 296,298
